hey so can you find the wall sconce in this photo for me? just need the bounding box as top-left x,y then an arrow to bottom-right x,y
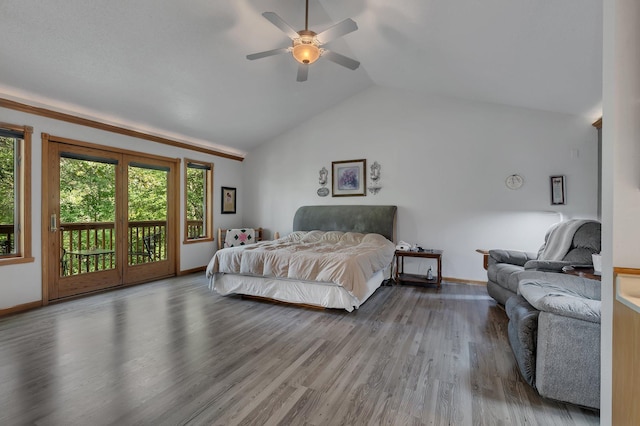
368,161 -> 382,195
317,166 -> 329,197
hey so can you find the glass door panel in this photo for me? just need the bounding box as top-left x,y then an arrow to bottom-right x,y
60,155 -> 117,276
124,156 -> 175,284
127,163 -> 168,265
49,143 -> 123,300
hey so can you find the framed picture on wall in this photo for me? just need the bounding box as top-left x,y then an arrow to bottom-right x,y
221,186 -> 236,214
550,175 -> 566,205
332,159 -> 367,197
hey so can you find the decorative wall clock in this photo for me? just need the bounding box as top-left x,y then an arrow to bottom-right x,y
505,174 -> 524,190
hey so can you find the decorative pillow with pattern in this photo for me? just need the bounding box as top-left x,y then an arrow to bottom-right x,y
224,228 -> 255,248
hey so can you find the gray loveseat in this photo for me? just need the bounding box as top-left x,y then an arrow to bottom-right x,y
505,271 -> 601,409
487,220 -> 601,305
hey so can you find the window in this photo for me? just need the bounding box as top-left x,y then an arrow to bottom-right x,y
184,159 -> 213,242
0,123 -> 32,264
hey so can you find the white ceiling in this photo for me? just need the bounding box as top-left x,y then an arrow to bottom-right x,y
0,0 -> 602,157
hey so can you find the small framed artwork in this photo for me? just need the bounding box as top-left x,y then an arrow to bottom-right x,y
332,159 -> 367,197
550,175 -> 566,205
221,186 -> 236,214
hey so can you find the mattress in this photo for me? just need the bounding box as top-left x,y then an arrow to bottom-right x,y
210,268 -> 387,312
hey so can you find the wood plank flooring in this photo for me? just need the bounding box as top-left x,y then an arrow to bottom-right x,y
0,274 -> 600,425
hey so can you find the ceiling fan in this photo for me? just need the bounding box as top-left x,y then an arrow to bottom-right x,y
246,0 -> 360,82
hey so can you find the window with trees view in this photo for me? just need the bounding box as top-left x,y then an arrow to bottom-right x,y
0,124 -> 32,262
184,159 -> 213,241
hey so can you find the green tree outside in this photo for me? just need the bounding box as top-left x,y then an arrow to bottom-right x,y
2,153 -> 174,228
0,137 -> 16,225
60,157 -> 116,223
58,159 -> 169,223
186,166 -> 205,237
128,166 -> 168,221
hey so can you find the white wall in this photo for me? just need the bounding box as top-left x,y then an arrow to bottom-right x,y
0,106 -> 245,310
600,0 -> 640,423
243,86 -> 599,281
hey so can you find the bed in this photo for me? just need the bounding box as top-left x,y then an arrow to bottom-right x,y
206,205 -> 397,311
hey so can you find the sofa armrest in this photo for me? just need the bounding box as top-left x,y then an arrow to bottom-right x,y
518,279 -> 601,323
518,270 -> 601,300
489,249 -> 537,267
523,259 -> 572,272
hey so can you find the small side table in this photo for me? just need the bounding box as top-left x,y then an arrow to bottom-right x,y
476,249 -> 490,270
395,249 -> 443,288
562,266 -> 601,281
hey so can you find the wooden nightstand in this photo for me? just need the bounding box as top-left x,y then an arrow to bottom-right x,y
395,249 -> 443,288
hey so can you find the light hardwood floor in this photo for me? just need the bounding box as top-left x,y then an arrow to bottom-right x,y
0,274 -> 599,425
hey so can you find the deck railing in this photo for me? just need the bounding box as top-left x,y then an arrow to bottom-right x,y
187,220 -> 205,239
60,220 -> 167,276
3,219 -> 200,274
0,224 -> 14,255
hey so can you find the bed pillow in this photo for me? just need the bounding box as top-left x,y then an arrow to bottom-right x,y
224,228 -> 255,248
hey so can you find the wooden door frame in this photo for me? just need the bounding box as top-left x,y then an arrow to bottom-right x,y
41,133 -> 181,304
45,141 -> 123,299
612,267 -> 640,424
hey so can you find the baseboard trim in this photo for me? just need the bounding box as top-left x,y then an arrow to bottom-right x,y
0,300 -> 42,317
178,266 -> 206,276
443,276 -> 487,286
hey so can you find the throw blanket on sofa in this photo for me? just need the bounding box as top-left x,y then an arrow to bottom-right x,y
537,219 -> 598,261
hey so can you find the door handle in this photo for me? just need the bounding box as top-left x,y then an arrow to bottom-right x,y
50,214 -> 57,232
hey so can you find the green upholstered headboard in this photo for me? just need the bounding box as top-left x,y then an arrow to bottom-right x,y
293,205 -> 397,242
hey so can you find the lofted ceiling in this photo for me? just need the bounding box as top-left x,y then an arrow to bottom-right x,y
0,0 -> 602,157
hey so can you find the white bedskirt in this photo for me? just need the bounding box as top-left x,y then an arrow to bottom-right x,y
209,268 -> 387,312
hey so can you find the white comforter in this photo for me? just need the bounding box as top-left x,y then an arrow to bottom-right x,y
206,231 -> 395,300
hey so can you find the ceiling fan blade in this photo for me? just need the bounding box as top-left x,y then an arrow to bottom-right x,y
322,50 -> 360,70
296,64 -> 309,82
262,12 -> 300,40
316,18 -> 358,44
246,47 -> 289,60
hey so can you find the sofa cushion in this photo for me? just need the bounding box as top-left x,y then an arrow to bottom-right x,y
523,259 -> 571,272
560,221 -> 601,264
488,263 -> 523,294
506,295 -> 540,387
519,280 -> 601,324
489,249 -> 534,267
518,270 -> 601,301
535,312 -> 601,409
571,221 -> 601,252
486,281 -> 516,306
563,247 -> 596,264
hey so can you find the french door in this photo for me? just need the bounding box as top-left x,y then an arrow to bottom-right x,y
44,137 -> 177,300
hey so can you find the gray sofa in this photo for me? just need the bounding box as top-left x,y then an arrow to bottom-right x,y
485,220 -> 602,409
505,271 -> 601,409
487,220 -> 601,305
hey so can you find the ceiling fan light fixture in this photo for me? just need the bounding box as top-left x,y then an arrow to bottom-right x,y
292,31 -> 320,64
247,3 -> 359,80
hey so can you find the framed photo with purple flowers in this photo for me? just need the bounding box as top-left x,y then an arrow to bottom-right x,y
332,159 -> 366,197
